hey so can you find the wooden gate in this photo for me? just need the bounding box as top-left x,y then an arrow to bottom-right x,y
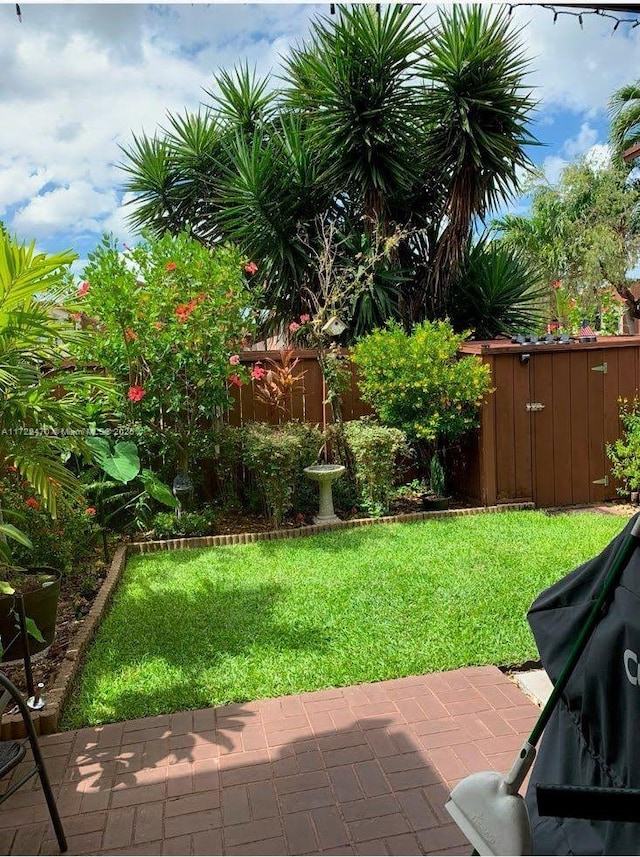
451,337 -> 640,507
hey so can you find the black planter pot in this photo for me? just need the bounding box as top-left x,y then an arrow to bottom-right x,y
0,567 -> 61,663
421,495 -> 451,512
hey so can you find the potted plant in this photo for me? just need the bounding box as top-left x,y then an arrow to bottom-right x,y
421,453 -> 451,511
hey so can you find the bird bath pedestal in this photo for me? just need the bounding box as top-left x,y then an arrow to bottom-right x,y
303,464 -> 345,524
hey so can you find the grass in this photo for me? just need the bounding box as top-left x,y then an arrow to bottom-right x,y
61,510 -> 625,727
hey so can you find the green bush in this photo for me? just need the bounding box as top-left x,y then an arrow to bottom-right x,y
352,320 -> 493,444
607,397 -> 640,495
242,422 -> 323,526
1,476 -> 98,572
342,418 -> 411,515
152,509 -> 217,539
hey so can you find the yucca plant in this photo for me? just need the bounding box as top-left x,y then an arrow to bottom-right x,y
447,235 -> 547,339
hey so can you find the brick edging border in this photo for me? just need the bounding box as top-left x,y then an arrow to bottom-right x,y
2,501 -> 534,738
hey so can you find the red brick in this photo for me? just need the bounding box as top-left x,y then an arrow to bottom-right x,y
322,745 -> 374,768
96,722 -> 125,748
134,801 -> 164,844
170,711 -> 194,735
241,727 -> 268,752
283,810 -> 317,854
476,710 -> 517,737
10,822 -> 45,856
474,733 -> 524,756
220,759 -> 272,789
132,766 -> 169,786
384,833 -> 423,855
218,749 -> 268,771
192,828 -> 223,855
446,697 -> 493,716
103,806 -> 135,850
501,704 -> 539,723
328,765 -> 365,802
166,791 -> 220,818
476,684 -> 516,710
307,710 -> 335,734
192,758 -> 219,793
263,714 -> 308,733
275,769 -> 328,795
415,694 -> 450,720
412,717 -> 461,737
365,728 -> 402,758
422,784 -> 459,824
342,794 -> 401,822
279,787 -> 335,813
271,753 -> 298,778
452,741 -> 492,773
354,839 -> 388,855
162,834 -> 191,854
350,701 -> 398,719
224,816 -> 282,847
396,789 -> 440,831
296,748 -> 324,772
192,708 -> 215,732
56,783 -> 84,817
453,713 -> 492,741
266,725 -> 313,747
190,742 -> 222,761
387,767 -> 442,791
164,809 -> 222,838
304,697 -> 349,715
419,729 -> 471,751
226,836 -> 287,855
80,789 -> 111,813
101,841 -> 162,855
222,785 -> 251,825
280,696 -> 306,718
247,781 -> 278,820
385,727 -> 419,754
312,805 -> 350,849
417,821 -> 470,854
0,803 -> 48,829
348,813 -> 410,842
64,811 -> 107,836
167,763 -> 193,797
111,783 -> 166,808
124,714 -> 171,733
317,730 -> 367,752
427,747 -> 469,781
354,760 -> 390,797
60,829 -> 104,854
380,750 -> 430,774
122,726 -> 171,744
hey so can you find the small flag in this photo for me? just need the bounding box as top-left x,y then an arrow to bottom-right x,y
579,319 -> 595,337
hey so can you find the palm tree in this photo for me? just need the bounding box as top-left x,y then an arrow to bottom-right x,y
610,82 -> 640,161
119,4 -> 537,334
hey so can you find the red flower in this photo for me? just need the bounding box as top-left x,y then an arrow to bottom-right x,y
124,327 -> 137,342
86,507 -> 97,516
552,280 -> 562,290
7,465 -> 17,473
244,261 -> 258,275
166,261 -> 177,272
71,312 -> 82,322
175,304 -> 190,323
197,293 -> 206,303
289,321 -> 300,332
299,314 -> 310,324
25,497 -> 40,511
229,354 -> 240,366
127,385 -> 146,402
78,281 -> 90,297
251,365 -> 266,381
154,321 -> 164,330
228,374 -> 243,388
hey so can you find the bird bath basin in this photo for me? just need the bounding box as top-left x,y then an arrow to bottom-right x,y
303,464 -> 345,524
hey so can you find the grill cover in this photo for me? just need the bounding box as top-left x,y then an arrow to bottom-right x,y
525,514 -> 640,855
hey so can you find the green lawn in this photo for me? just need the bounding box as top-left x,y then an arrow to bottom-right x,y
62,511 -> 626,727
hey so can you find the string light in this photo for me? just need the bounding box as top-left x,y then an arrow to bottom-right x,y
512,4 -> 640,33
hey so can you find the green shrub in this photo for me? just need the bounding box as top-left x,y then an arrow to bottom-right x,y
342,418 -> 411,515
242,422 -> 323,526
152,509 -> 217,539
1,476 -> 98,572
607,397 -> 640,495
352,320 -> 493,444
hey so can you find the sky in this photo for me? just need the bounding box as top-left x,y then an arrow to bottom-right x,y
3,1 -> 640,274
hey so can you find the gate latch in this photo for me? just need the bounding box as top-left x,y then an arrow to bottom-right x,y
526,402 -> 545,412
591,362 -> 608,374
592,476 -> 609,486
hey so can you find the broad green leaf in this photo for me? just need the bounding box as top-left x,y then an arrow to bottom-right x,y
140,470 -> 179,508
0,523 -> 33,549
24,616 -> 45,643
0,582 -> 15,595
86,437 -> 140,483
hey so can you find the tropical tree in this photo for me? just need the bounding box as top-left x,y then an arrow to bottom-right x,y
495,157 -> 640,332
610,81 -> 640,161
0,228 -> 112,561
119,4 -> 537,336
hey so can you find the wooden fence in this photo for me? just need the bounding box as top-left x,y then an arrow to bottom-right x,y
227,350 -> 372,428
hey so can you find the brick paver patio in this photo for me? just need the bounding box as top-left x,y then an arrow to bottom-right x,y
0,666 -> 540,856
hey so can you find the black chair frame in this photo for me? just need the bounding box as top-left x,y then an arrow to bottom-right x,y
0,671 -> 67,852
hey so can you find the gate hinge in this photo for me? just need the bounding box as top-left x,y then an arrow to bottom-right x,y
592,475 -> 609,486
591,362 -> 608,374
526,402 -> 545,412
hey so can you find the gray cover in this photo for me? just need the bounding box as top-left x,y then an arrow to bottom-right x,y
525,514 -> 640,855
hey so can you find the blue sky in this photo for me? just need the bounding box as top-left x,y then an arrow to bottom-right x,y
2,2 -> 640,273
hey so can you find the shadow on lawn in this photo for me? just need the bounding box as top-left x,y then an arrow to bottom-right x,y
63,577 -> 333,726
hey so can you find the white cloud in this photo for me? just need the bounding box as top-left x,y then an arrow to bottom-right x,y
12,182 -> 117,238
541,155 -> 568,185
564,123 -> 599,159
